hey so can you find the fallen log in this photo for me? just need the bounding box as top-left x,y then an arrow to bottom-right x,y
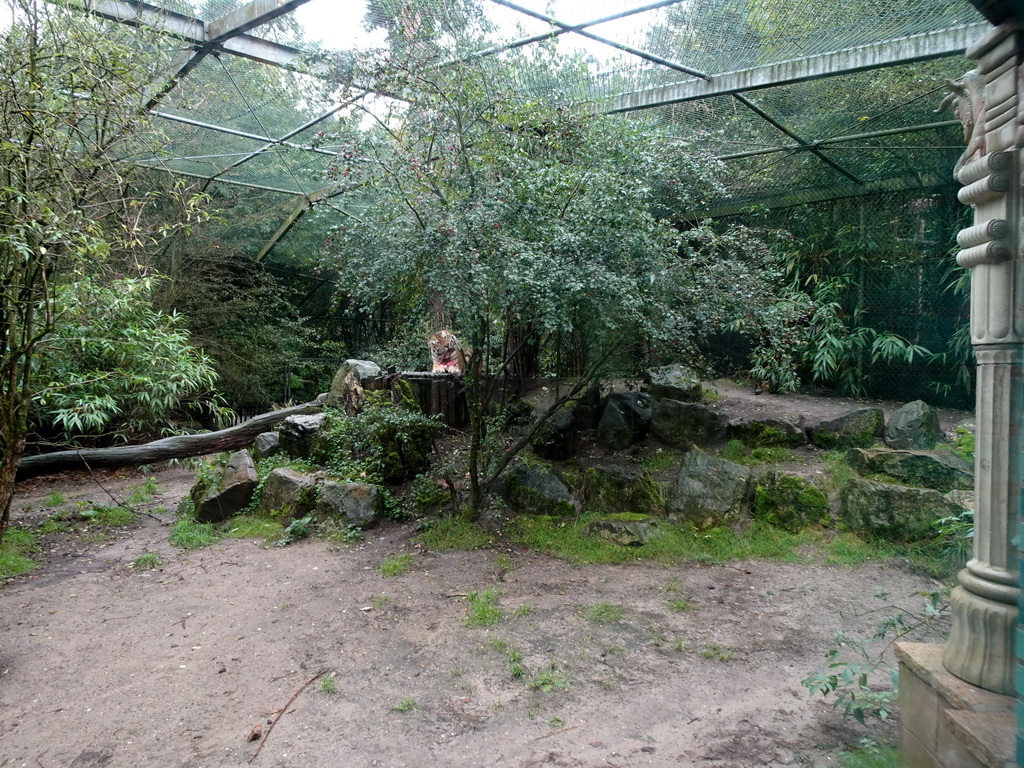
16,402 -> 323,481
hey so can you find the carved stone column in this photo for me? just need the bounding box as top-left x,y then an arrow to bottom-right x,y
942,23 -> 1023,695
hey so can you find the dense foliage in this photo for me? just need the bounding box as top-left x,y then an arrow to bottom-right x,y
32,278 -> 224,444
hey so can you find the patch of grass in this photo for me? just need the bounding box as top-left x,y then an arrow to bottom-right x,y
822,450 -> 859,493
393,698 -> 417,712
821,532 -> 902,565
548,717 -> 564,729
495,552 -> 516,574
224,516 -> 284,542
169,517 -> 221,550
837,744 -> 907,768
44,491 -> 66,507
641,449 -> 680,473
0,526 -> 37,577
379,553 -> 415,578
668,597 -> 695,612
950,426 -> 975,464
512,604 -> 535,618
126,478 -> 161,504
700,643 -> 734,662
584,603 -> 625,624
671,639 -> 688,652
133,552 -> 162,570
720,439 -> 796,466
38,515 -> 71,534
372,595 -> 393,610
80,505 -> 135,526
319,675 -> 337,696
464,586 -> 503,626
417,517 -> 493,551
527,663 -> 569,692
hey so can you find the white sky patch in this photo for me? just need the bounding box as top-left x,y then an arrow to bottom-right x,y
291,0 -> 658,67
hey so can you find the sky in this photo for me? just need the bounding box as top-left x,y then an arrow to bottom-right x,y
290,0 -> 656,66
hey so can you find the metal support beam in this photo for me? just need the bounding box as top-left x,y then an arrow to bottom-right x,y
609,23 -> 990,113
150,110 -> 340,158
679,172 -> 955,221
463,0 -> 685,61
715,119 -> 960,160
255,186 -> 345,262
206,0 -> 312,42
731,92 -> 860,183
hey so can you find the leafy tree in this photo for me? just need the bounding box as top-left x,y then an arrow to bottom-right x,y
318,30 -> 732,517
32,277 -> 224,444
0,0 -> 209,541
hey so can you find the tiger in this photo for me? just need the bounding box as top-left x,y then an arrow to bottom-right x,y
429,330 -> 467,374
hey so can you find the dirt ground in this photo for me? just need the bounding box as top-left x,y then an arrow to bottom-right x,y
0,383 -> 963,768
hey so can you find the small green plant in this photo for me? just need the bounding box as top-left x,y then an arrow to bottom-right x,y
934,509 -> 974,571
319,675 -> 338,696
44,491 -> 66,507
464,587 -> 503,626
721,439 -> 796,466
372,595 -> 393,610
274,515 -> 314,547
548,717 -> 564,729
802,590 -> 945,724
700,643 -> 734,662
133,552 -> 162,570
822,450 -> 859,493
169,517 -> 220,550
379,553 -> 416,578
671,638 -> 688,653
512,604 -> 535,618
584,603 -> 625,624
527,663 -> 569,692
393,698 -> 417,712
495,552 -> 515,574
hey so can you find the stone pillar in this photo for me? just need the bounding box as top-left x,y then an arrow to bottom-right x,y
942,23 -> 1023,696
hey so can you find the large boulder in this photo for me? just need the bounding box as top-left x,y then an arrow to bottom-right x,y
597,393 -> 652,450
316,481 -> 382,528
840,478 -> 961,541
277,413 -> 327,458
807,407 -> 884,449
582,464 -> 664,517
194,449 -> 259,524
325,359 -> 384,414
665,448 -> 750,527
253,431 -> 280,459
753,471 -> 830,531
847,447 -> 973,492
258,468 -> 319,519
728,417 -> 805,447
493,461 -> 577,516
885,400 -> 942,450
643,365 -> 703,404
531,410 -> 578,460
651,399 -> 727,449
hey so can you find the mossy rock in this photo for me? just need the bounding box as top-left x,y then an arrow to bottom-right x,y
840,477 -> 960,541
584,517 -> 659,546
728,417 -> 805,448
494,460 -> 577,517
753,471 -> 830,531
808,408 -> 884,449
582,464 -> 665,517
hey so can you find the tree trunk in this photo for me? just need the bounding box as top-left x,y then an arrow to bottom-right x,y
15,402 -> 322,481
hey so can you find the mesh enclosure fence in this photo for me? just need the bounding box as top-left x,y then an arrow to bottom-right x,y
72,0 -> 991,406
